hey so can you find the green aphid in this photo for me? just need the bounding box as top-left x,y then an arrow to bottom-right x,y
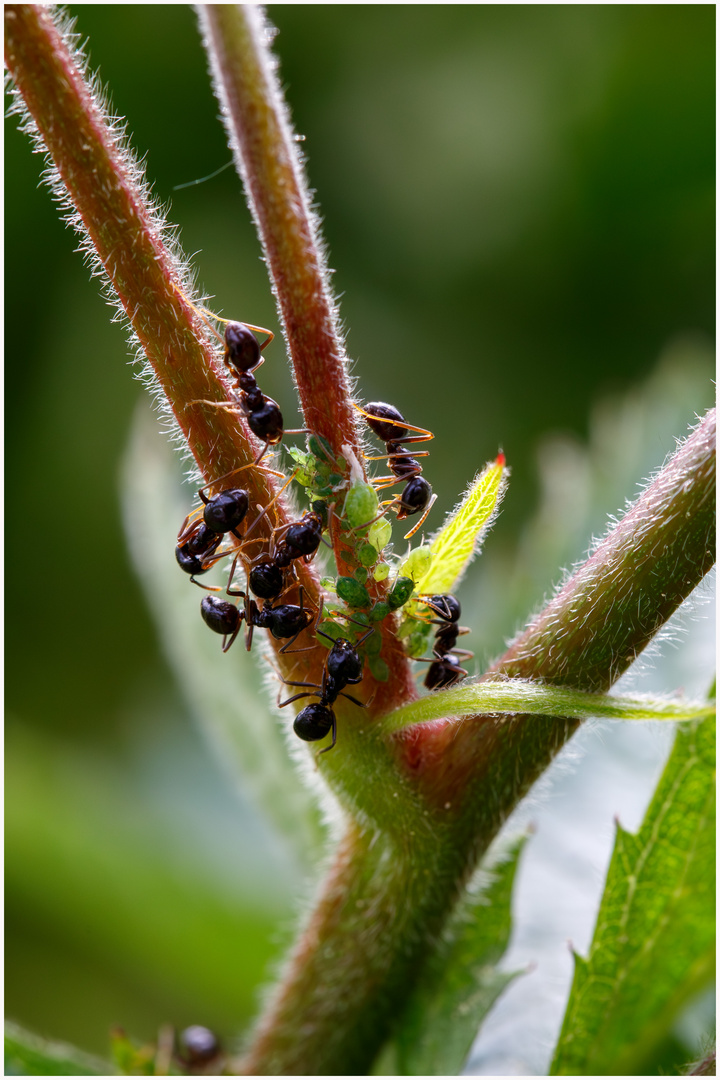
336,576 -> 371,609
373,562 -> 390,582
354,566 -> 369,584
344,482 -> 379,530
308,433 -> 336,464
286,447 -> 316,487
367,516 -> 392,552
357,542 -> 378,567
368,656 -> 390,682
388,576 -> 415,611
328,472 -> 345,487
396,617 -> 423,640
407,630 -> 431,659
317,620 -> 347,645
362,627 -> 383,657
400,544 -> 433,583
311,499 -> 329,528
320,576 -> 337,593
369,601 -> 391,623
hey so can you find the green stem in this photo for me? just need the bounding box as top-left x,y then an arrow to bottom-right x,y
240,410 -> 715,1075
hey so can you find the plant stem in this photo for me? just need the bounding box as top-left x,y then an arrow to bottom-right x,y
198,3 -> 417,715
239,410 -> 715,1075
3,4 -> 321,680
198,5 -> 361,464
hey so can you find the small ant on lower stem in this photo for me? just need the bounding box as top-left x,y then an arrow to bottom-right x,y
278,626 -> 375,751
415,593 -> 474,690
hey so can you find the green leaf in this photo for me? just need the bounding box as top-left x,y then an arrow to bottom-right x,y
391,834 -> 528,1076
550,714 -> 716,1076
4,1021 -> 111,1075
380,678 -> 715,734
413,453 -> 507,596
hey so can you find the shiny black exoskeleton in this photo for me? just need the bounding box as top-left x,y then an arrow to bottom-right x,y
200,595 -> 243,651
201,585 -> 314,653
248,558 -> 285,600
223,321 -> 284,448
360,401 -> 436,534
273,511 -> 324,567
279,629 -> 373,751
241,510 -> 325,606
422,593 -> 473,690
175,523 -> 224,583
176,483 -> 252,586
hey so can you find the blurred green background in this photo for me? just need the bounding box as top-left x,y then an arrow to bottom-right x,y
5,4 -> 714,1061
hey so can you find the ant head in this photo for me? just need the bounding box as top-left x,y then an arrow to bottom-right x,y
202,488 -> 250,533
427,594 -> 461,622
224,321 -> 261,373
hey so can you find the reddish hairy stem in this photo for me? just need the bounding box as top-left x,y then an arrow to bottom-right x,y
198,3 -> 417,715
4,4 -> 322,676
199,5 -> 362,464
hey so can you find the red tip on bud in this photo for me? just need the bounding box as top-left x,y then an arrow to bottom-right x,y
496,450 -> 506,467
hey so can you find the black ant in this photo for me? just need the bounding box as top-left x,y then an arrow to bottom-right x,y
199,584 -> 316,654
278,627 -> 374,751
228,504 -> 326,605
418,593 -> 474,690
175,463 -> 274,588
355,401 -> 438,538
186,302 -> 308,460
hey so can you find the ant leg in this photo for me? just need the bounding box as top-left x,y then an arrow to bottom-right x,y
170,285 -> 226,346
189,398 -> 242,411
243,468 -> 301,540
240,322 -> 274,350
403,492 -> 438,540
338,691 -> 368,708
278,690 -> 317,708
362,451 -> 430,462
198,462 -> 285,501
319,714 -> 337,754
352,402 -> 435,442
189,576 -> 223,593
177,511 -> 204,545
355,625 -> 376,649
221,620 -> 242,654
350,504 -> 394,533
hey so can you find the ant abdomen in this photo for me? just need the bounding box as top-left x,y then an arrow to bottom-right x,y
396,475 -> 432,519
224,321 -> 261,373
200,595 -> 241,636
294,702 -> 334,743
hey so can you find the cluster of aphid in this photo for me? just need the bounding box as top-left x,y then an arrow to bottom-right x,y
175,315 -> 473,750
